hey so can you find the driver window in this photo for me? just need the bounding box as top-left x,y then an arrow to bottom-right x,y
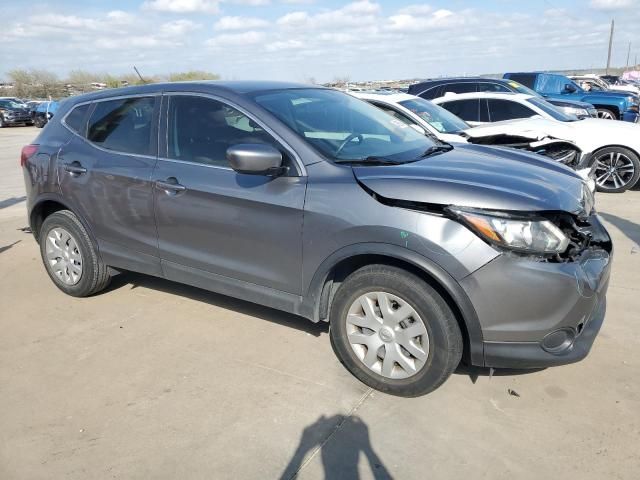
167,96 -> 282,168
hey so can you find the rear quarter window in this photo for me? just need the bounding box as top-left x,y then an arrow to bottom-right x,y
439,99 -> 480,122
64,104 -> 90,136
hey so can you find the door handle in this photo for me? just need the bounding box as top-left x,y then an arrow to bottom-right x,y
155,178 -> 186,194
64,162 -> 87,175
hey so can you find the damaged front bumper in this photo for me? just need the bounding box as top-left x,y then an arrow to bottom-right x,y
460,214 -> 612,369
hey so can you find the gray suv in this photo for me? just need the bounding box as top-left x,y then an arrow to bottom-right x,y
21,82 -> 612,396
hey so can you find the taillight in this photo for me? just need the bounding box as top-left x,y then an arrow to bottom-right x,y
20,144 -> 38,167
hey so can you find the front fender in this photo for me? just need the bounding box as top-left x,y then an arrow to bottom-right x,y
300,242 -> 485,365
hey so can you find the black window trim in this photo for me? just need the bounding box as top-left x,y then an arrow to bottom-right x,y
159,91 -> 307,177
61,93 -> 161,161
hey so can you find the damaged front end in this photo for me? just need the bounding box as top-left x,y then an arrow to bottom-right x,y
461,132 -> 583,168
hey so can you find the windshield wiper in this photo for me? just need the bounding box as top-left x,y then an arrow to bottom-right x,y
419,144 -> 454,158
335,156 -> 405,166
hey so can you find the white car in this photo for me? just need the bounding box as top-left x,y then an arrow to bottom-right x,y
571,74 -> 640,96
350,91 -> 597,192
433,92 -> 640,193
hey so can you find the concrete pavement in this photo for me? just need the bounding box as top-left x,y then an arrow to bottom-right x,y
1,126 -> 639,479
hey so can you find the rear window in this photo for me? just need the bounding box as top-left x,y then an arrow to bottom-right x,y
64,104 -> 90,135
87,97 -> 155,156
505,74 -> 537,89
487,99 -> 537,121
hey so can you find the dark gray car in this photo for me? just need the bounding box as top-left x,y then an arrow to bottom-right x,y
21,82 -> 612,396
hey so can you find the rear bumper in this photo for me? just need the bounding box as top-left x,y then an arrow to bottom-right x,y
483,296 -> 606,368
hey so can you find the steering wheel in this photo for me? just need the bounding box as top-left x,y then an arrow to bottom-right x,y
335,133 -> 363,157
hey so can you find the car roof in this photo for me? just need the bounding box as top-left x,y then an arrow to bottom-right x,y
433,92 -> 535,102
349,91 -> 418,103
411,77 -> 510,86
66,80 -> 321,104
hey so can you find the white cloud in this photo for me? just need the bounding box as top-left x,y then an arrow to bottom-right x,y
229,0 -> 271,4
205,30 -> 266,47
387,8 -> 463,32
142,0 -> 221,14
276,0 -> 380,29
589,0 -> 636,9
214,16 -> 269,30
161,19 -> 201,36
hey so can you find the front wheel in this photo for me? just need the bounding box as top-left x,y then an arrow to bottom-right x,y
596,109 -> 617,120
329,265 -> 462,397
593,147 -> 640,193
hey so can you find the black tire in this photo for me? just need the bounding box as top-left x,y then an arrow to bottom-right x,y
595,108 -> 617,120
39,210 -> 111,297
329,265 -> 462,397
0,116 -> 5,128
593,146 -> 640,193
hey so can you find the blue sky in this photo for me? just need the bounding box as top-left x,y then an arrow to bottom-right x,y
1,0 -> 639,82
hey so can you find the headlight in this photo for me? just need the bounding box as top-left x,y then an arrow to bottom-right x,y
448,207 -> 569,254
556,105 -> 589,118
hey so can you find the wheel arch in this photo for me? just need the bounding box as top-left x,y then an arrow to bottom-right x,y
592,104 -> 620,118
29,194 -> 97,245
302,243 -> 485,365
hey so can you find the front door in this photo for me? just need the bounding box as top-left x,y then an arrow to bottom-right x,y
153,94 -> 307,295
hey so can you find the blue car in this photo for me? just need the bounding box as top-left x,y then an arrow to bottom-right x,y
504,72 -> 640,122
34,101 -> 59,128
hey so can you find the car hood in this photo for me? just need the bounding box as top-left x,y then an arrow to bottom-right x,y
464,117 -> 640,151
549,99 -> 594,109
353,144 -> 587,214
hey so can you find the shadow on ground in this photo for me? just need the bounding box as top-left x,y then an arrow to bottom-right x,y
279,414 -> 392,480
0,240 -> 21,254
455,363 -> 545,384
104,271 -> 328,337
598,212 -> 640,246
0,196 -> 26,209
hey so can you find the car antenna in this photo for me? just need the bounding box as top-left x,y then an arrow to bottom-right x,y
133,66 -> 148,84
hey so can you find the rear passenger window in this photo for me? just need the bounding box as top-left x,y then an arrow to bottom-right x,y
65,104 -> 90,135
87,97 -> 155,156
487,99 -> 537,122
479,83 -> 510,93
440,99 -> 480,122
167,96 -> 282,168
441,83 -> 477,95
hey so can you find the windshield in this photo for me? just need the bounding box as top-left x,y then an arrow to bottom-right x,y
0,100 -> 24,109
526,97 -> 578,122
253,88 -> 438,162
398,97 -> 469,133
504,80 -> 542,97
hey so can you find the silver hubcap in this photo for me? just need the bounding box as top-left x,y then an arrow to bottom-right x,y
594,151 -> 636,190
597,110 -> 615,120
46,227 -> 83,285
346,292 -> 429,380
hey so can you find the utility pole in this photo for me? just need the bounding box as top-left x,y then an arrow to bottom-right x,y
606,19 -> 614,74
626,42 -> 631,68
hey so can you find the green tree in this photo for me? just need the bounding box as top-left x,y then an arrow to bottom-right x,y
168,70 -> 220,82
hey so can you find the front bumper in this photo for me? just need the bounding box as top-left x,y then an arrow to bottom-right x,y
622,110 -> 639,123
2,115 -> 32,125
461,215 -> 612,369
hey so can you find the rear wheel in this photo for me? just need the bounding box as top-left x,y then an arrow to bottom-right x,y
593,147 -> 640,193
329,265 -> 462,397
39,210 -> 111,296
596,109 -> 617,120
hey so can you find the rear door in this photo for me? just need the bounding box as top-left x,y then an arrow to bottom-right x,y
57,95 -> 161,275
153,93 -> 306,295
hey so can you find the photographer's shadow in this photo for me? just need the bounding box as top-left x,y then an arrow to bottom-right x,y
280,414 -> 392,480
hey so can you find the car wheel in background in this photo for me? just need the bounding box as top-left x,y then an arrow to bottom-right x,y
329,265 -> 462,397
593,147 -> 640,193
596,109 -> 616,120
39,210 -> 111,297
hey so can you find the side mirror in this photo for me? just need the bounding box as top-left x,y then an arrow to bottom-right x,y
563,84 -> 577,93
227,144 -> 286,176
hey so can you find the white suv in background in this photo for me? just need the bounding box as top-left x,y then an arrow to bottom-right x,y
432,92 -> 640,193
